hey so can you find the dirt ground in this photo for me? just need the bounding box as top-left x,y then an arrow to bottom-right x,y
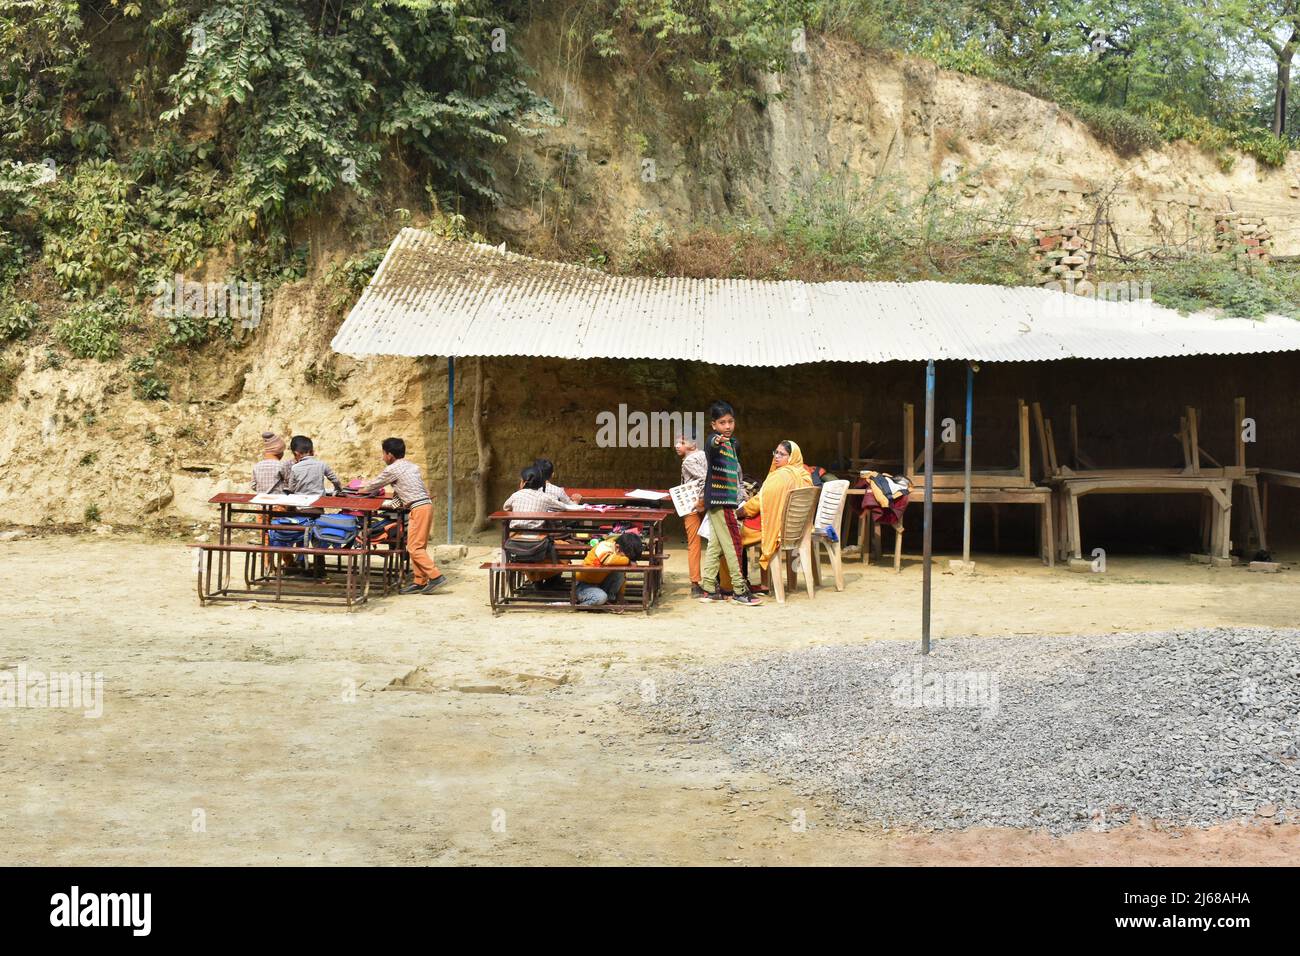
2,533 -> 1299,866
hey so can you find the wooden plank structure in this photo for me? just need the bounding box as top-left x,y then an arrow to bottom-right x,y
843,399 -> 1055,568
1257,468 -> 1300,546
1031,397 -> 1265,564
901,399 -> 1033,488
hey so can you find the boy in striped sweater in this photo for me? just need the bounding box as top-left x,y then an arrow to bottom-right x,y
699,401 -> 761,605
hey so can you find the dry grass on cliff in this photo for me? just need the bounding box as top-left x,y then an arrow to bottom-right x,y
621,223 -> 1029,286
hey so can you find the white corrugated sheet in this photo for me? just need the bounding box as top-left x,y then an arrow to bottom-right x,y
331,228 -> 1300,366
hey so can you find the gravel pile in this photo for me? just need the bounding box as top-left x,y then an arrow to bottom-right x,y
634,627 -> 1300,833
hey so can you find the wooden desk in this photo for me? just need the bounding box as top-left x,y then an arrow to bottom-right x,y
844,485 -> 1055,567
1032,398 -> 1264,563
199,493 -> 408,607
488,507 -> 672,612
1052,475 -> 1234,562
564,487 -> 670,506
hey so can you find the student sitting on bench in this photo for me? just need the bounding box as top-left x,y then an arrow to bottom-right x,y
288,435 -> 344,497
503,465 -> 569,529
251,431 -> 291,493
502,465 -> 571,588
532,458 -> 583,504
284,435 -> 343,573
574,532 -> 643,606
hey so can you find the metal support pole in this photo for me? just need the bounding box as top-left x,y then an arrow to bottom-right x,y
962,363 -> 974,564
447,356 -> 455,545
922,360 -> 935,656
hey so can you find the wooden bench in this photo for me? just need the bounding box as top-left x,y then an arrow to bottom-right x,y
1032,400 -> 1258,564
490,508 -> 672,609
481,558 -> 666,614
203,492 -> 412,605
194,542 -> 402,608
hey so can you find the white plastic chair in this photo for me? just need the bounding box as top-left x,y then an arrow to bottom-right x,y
769,486 -> 819,604
810,479 -> 849,591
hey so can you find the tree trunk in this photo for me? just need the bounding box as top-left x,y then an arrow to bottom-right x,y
1275,42 -> 1296,137
470,356 -> 494,534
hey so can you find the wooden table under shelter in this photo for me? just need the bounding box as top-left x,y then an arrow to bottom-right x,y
563,488 -> 670,505
1032,398 -> 1264,564
844,399 -> 1055,568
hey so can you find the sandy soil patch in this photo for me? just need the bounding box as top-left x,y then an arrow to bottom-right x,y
2,535 -> 1298,865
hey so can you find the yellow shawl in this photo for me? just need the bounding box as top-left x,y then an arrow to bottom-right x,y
742,441 -> 812,570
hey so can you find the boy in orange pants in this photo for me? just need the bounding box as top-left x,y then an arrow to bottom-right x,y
358,438 -> 447,595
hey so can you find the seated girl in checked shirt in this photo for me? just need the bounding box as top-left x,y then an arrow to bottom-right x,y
502,465 -> 569,530
532,458 -> 583,505
502,464 -> 572,588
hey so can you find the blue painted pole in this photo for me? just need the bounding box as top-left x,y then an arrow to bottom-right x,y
963,363 -> 974,564
447,356 -> 455,545
922,359 -> 935,656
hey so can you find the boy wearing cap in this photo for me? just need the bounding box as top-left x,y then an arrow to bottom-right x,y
251,431 -> 291,494
251,431 -> 293,572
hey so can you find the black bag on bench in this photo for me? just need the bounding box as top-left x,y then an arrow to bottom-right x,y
503,533 -> 558,564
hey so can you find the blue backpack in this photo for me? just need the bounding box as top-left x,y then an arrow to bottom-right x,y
269,516 -> 313,548
312,514 -> 360,549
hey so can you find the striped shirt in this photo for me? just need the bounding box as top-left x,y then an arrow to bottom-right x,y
361,458 -> 431,509
288,456 -> 343,497
251,457 -> 291,494
503,488 -> 568,529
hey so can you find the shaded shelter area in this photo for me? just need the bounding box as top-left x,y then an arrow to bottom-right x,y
333,231 -> 1300,556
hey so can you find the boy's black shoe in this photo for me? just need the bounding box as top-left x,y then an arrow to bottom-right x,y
731,592 -> 763,606
399,582 -> 424,594
690,583 -> 706,598
698,590 -> 727,603
421,575 -> 448,594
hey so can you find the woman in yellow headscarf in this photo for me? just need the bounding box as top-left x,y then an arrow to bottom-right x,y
737,440 -> 812,583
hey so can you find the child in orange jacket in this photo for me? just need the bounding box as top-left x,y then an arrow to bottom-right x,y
574,532 -> 643,606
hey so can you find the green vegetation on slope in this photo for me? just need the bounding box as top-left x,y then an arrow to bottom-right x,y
0,0 -> 1296,400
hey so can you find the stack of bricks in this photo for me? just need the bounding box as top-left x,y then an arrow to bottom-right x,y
1214,214 -> 1272,265
1031,224 -> 1092,289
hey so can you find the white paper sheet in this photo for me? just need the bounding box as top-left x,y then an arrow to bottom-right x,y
667,483 -> 700,517
625,489 -> 668,501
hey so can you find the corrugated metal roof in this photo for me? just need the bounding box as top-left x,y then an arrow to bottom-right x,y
330,228 -> 1300,366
